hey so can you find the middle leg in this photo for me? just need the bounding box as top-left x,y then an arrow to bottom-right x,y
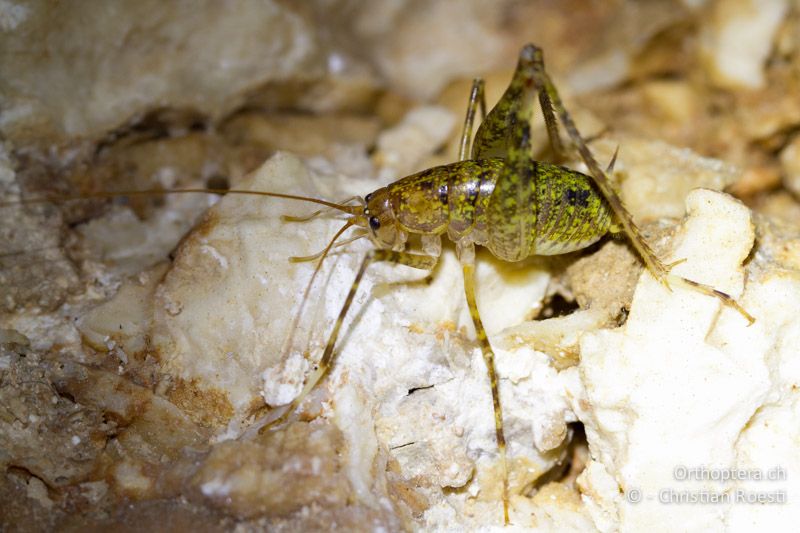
458,78 -> 488,161
457,240 -> 511,525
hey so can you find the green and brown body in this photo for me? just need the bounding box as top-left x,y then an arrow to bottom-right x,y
381,158 -> 613,261
263,44 -> 753,527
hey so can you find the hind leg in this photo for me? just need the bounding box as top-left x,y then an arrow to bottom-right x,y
522,44 -> 753,323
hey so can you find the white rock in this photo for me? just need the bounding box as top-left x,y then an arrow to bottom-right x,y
374,105 -> 456,181
71,144 -> 800,530
699,0 -> 788,90
0,1 -> 323,143
575,189 -> 800,531
140,150 -> 562,525
589,138 -> 739,222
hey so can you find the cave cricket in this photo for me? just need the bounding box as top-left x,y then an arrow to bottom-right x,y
3,44 -> 755,525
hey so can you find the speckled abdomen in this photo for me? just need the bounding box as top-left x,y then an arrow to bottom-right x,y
528,162 -> 613,256
482,160 -> 614,260
387,158 -> 613,260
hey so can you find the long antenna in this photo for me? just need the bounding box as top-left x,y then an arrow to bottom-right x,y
0,188 -> 362,216
277,219 -> 356,373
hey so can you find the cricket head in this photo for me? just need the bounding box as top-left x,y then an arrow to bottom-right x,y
358,187 -> 404,250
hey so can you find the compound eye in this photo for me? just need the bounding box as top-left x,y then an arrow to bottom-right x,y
364,192 -> 373,203
369,216 -> 381,231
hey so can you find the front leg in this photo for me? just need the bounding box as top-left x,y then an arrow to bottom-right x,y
261,249 -> 440,432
